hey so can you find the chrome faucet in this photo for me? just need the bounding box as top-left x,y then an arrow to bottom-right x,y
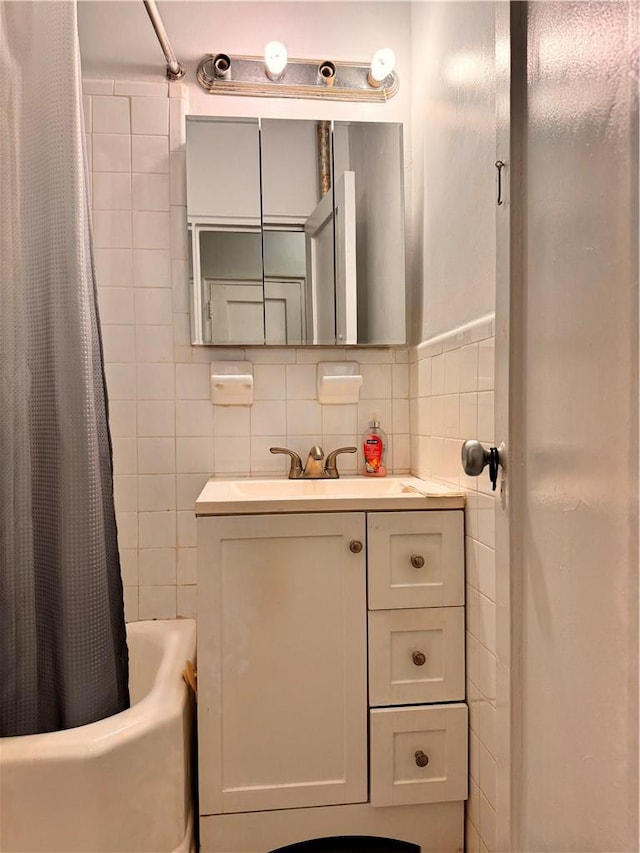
270,445 -> 357,479
303,445 -> 325,478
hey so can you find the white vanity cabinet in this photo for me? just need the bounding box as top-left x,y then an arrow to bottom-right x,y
196,479 -> 467,853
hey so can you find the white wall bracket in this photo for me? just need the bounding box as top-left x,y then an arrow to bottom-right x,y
317,362 -> 363,405
211,361 -> 254,406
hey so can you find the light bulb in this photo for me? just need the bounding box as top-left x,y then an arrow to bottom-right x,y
369,47 -> 396,86
264,41 -> 288,80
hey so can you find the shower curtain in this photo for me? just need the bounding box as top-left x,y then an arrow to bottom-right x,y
0,1 -> 129,736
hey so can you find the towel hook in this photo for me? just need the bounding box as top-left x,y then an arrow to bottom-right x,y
495,160 -> 505,206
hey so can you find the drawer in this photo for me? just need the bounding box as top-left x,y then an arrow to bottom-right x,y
367,511 -> 464,610
368,607 -> 465,706
369,704 -> 468,807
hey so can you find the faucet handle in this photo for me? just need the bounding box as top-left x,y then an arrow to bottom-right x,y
325,446 -> 357,478
270,447 -> 303,479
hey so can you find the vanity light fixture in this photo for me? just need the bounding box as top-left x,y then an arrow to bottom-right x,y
211,53 -> 231,80
368,47 -> 396,88
318,60 -> 336,87
264,41 -> 288,80
196,48 -> 399,102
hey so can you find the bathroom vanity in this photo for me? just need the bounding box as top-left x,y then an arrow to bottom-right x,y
195,478 -> 467,852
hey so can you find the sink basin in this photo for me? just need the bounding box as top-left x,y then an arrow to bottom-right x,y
228,477 -> 424,500
196,476 -> 465,514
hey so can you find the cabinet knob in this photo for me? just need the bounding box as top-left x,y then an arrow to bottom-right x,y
349,540 -> 363,554
412,650 -> 427,667
415,750 -> 429,768
410,554 -> 425,569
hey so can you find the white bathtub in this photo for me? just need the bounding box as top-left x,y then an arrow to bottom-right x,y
0,619 -> 197,853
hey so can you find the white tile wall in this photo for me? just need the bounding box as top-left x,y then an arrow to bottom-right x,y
86,79 -> 410,626
409,314 -> 497,853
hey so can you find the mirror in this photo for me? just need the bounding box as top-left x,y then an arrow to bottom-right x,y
186,116 -> 405,346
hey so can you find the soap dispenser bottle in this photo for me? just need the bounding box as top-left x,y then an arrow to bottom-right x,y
361,414 -> 388,477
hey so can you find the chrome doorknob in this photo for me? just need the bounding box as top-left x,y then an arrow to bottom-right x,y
461,440 -> 492,476
461,440 -> 504,491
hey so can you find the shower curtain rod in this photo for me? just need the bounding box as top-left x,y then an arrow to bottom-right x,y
142,0 -> 185,80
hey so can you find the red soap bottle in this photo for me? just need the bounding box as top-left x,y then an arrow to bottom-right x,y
361,416 -> 388,477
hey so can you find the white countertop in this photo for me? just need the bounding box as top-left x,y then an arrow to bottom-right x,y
195,476 -> 465,515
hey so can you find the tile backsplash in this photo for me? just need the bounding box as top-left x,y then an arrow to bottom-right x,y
84,79 -> 410,625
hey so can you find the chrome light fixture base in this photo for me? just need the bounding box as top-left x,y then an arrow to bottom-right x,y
196,54 -> 399,102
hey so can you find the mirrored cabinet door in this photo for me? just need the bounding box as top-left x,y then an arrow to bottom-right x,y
186,117 -> 264,345
334,122 -> 405,346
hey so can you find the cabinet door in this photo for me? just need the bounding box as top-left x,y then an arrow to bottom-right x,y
198,512 -> 367,815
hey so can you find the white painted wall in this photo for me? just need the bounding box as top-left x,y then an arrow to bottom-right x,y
512,2 -> 639,849
409,1 -> 496,343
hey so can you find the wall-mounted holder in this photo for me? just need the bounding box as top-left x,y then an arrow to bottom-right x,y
317,363 -> 363,405
196,54 -> 399,102
211,361 -> 253,406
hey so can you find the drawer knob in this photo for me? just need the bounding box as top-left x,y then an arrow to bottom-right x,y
415,750 -> 429,768
412,650 -> 427,666
410,554 -> 425,569
349,540 -> 363,554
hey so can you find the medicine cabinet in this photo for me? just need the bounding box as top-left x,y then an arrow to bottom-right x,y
186,116 -> 406,347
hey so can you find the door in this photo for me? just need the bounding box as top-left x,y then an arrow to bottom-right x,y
208,278 -> 305,344
494,3 -> 639,851
264,278 -> 306,344
333,171 -> 357,344
304,172 -> 357,344
304,190 -> 335,344
208,280 -> 264,344
197,512 -> 368,816
493,2 -> 516,848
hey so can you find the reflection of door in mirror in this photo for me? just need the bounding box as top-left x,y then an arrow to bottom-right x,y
304,191 -> 335,344
262,119 -> 336,346
263,231 -> 306,345
304,172 -> 357,345
333,171 -> 357,345
197,229 -> 263,344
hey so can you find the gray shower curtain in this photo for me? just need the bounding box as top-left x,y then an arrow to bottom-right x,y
0,1 -> 129,736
